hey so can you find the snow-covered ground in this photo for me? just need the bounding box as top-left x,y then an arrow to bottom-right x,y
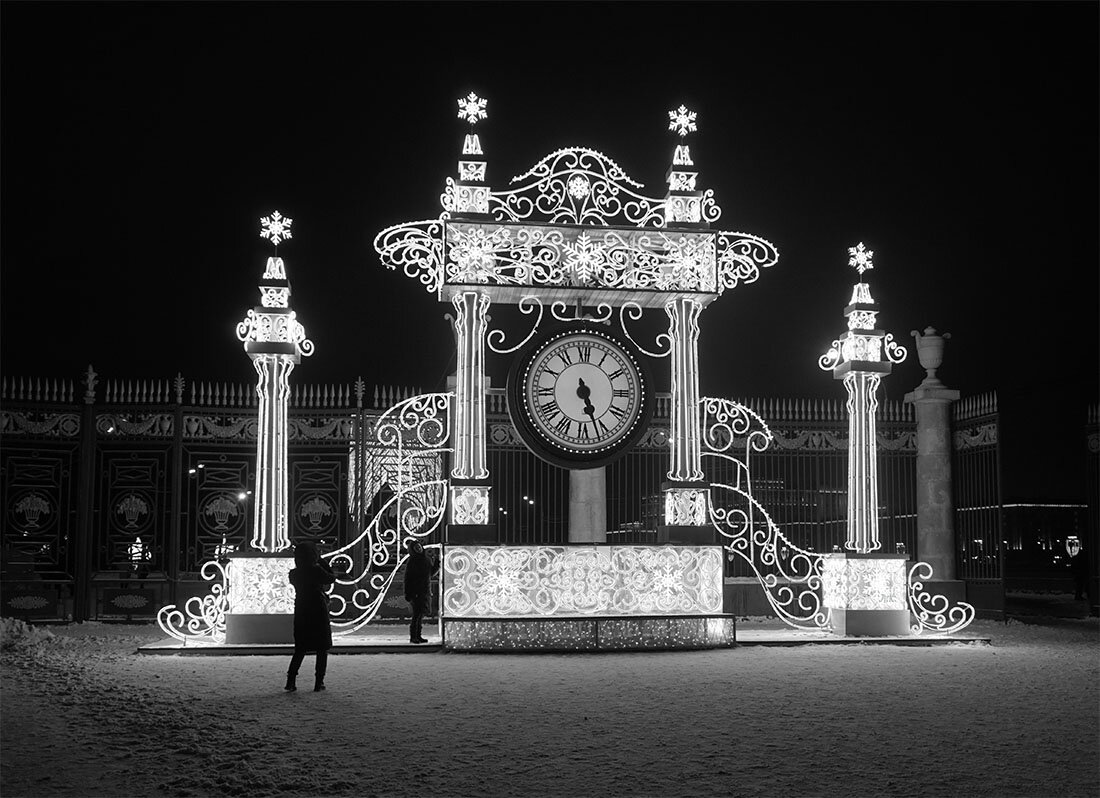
2,616 -> 1097,798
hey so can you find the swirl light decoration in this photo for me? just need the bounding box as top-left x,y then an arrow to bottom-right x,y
156,559 -> 230,644
325,392 -> 454,633
372,99 -> 779,309
907,562 -> 976,634
701,397 -> 832,629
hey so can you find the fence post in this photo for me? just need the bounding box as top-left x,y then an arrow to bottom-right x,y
73,365 -> 98,622
167,374 -> 185,606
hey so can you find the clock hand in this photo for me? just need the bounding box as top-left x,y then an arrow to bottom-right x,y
577,378 -> 596,421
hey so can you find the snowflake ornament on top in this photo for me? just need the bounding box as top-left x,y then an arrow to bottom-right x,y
848,242 -> 874,275
457,92 -> 488,125
668,105 -> 698,137
260,211 -> 293,247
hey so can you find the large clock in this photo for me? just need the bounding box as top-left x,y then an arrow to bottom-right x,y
506,322 -> 654,470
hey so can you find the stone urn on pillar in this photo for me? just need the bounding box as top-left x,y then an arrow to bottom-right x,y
911,326 -> 951,388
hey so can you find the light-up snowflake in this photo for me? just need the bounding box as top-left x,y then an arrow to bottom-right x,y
457,92 -> 488,125
260,211 -> 293,247
668,105 -> 698,137
848,241 -> 874,274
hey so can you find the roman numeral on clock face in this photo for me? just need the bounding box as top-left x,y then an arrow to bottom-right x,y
554,416 -> 571,435
577,344 -> 592,362
606,368 -> 624,380
607,403 -> 626,419
558,348 -> 573,366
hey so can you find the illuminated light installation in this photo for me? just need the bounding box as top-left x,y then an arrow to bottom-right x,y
373,96 -> 778,650
442,545 -> 724,617
818,243 -> 906,554
325,392 -> 453,633
814,244 -> 975,636
157,213 -> 312,645
703,397 -> 831,629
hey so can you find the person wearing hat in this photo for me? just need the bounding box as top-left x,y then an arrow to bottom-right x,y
403,539 -> 439,643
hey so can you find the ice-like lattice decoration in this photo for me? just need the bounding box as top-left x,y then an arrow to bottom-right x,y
443,545 -> 724,617
822,555 -> 907,611
225,557 -> 295,614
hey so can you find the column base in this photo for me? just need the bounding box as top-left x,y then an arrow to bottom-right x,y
658,525 -> 716,545
225,613 -> 294,644
830,608 -> 911,637
446,524 -> 497,545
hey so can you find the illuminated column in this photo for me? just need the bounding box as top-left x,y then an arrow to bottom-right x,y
666,296 -> 705,483
843,371 -> 883,552
905,327 -> 961,581
819,243 -> 909,636
662,296 -> 710,541
448,290 -> 493,541
237,212 -> 314,552
225,211 -> 313,645
819,243 -> 906,552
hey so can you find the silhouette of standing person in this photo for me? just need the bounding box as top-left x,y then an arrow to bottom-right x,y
404,539 -> 438,644
286,541 -> 336,692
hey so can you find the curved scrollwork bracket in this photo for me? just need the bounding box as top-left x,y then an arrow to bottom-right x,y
156,559 -> 230,644
907,561 -> 976,635
619,302 -> 671,358
487,295 -> 543,354
551,301 -> 613,324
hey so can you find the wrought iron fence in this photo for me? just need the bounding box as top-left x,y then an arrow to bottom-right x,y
2,369 -> 1010,622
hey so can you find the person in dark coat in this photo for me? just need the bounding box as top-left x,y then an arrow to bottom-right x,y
286,541 -> 336,692
404,539 -> 438,644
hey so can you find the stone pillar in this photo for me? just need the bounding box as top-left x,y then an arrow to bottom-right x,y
904,327 -> 961,582
569,467 -> 607,542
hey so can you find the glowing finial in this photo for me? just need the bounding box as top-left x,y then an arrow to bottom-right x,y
668,105 -> 698,137
259,211 -> 293,247
457,92 -> 488,125
848,242 -> 874,275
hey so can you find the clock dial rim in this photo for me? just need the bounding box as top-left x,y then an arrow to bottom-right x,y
506,321 -> 655,470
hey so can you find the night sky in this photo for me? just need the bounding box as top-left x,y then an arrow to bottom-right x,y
2,2 -> 1097,501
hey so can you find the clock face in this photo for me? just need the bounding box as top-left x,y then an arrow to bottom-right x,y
507,323 -> 653,469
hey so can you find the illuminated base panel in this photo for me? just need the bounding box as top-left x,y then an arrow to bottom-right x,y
224,555 -> 296,644
443,616 -> 736,652
442,545 -> 731,651
822,553 -> 910,637
443,545 -> 725,617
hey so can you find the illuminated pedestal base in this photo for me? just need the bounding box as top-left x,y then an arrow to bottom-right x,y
823,553 -> 910,637
441,544 -> 730,652
224,554 -> 296,644
444,616 -> 736,652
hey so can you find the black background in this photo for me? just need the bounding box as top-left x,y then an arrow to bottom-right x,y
2,1 -> 1096,501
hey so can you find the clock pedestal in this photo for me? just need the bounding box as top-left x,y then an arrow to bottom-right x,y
568,467 -> 607,543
